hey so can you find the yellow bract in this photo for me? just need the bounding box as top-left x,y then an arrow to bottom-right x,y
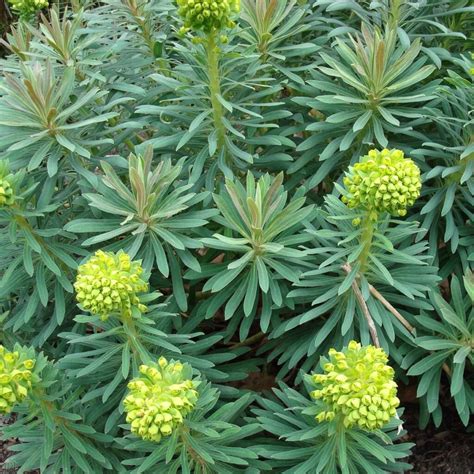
176,0 -> 240,33
124,358 -> 199,442
311,341 -> 400,430
0,345 -> 35,414
74,250 -> 148,320
7,0 -> 48,17
342,149 -> 421,219
0,177 -> 15,207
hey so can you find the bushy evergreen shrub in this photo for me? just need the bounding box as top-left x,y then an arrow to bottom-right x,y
0,0 -> 472,472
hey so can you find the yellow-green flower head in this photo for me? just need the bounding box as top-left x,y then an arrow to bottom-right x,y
310,341 -> 400,430
0,345 -> 35,414
342,149 -> 421,218
0,177 -> 15,207
74,250 -> 148,320
7,0 -> 48,17
176,0 -> 240,33
123,357 -> 199,442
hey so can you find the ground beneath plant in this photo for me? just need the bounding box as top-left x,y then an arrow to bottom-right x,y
0,414 -> 19,474
402,403 -> 473,474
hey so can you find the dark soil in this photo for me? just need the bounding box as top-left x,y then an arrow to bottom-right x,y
0,415 -> 16,474
403,405 -> 473,474
397,376 -> 474,474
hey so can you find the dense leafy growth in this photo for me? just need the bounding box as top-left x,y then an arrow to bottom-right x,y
0,0 -> 472,472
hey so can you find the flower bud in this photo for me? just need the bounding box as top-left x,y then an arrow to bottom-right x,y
124,358 -> 199,442
74,250 -> 148,320
310,341 -> 399,430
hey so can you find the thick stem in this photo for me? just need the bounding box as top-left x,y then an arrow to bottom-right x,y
121,311 -> 151,367
358,213 -> 375,273
206,29 -> 227,154
389,0 -> 403,28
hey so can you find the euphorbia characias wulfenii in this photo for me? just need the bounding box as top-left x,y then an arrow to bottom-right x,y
310,341 -> 400,430
0,345 -> 35,414
123,357 -> 199,442
176,0 -> 240,33
342,149 -> 421,219
74,250 -> 148,320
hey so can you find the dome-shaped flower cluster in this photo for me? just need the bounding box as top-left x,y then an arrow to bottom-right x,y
74,250 -> 148,320
176,0 -> 240,33
310,341 -> 400,430
0,177 -> 15,207
342,149 -> 421,218
7,0 -> 48,18
124,357 -> 199,442
0,345 -> 35,414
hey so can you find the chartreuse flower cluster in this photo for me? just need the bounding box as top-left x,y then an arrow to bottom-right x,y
0,162 -> 15,208
7,0 -> 48,18
176,0 -> 240,33
310,341 -> 400,430
74,250 -> 148,320
0,345 -> 36,414
123,357 -> 199,442
342,149 -> 421,219
0,177 -> 15,207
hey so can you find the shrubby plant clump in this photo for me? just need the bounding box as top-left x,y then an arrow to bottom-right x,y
0,0 -> 472,472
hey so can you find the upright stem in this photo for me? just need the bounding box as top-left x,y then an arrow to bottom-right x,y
358,213 -> 375,273
206,29 -> 227,154
342,263 -> 380,347
389,0 -> 403,28
122,313 -> 142,360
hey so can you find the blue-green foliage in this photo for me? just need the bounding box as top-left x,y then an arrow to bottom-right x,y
0,0 -> 472,472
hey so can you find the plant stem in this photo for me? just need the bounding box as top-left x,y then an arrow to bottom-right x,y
358,213 -> 375,273
368,284 -> 415,333
389,0 -> 403,28
230,331 -> 265,349
122,313 -> 146,363
342,263 -> 380,347
206,29 -> 226,154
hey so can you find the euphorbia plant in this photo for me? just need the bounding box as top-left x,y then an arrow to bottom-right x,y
340,148 -> 422,273
7,0 -> 48,20
187,171 -> 315,339
65,147 -> 216,311
176,0 -> 240,159
255,342 -> 413,473
266,148 -> 436,377
0,345 -> 118,472
0,0 -> 472,472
